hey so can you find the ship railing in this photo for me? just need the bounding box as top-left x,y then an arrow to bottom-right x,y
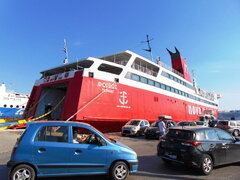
131,63 -> 158,77
131,62 -> 184,78
197,88 -> 215,101
100,58 -> 128,66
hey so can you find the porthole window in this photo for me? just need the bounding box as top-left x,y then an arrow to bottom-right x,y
16,105 -> 19,108
4,104 -> 7,107
22,106 -> 25,108
10,105 -> 13,108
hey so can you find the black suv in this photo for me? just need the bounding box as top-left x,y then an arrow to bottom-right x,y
157,126 -> 240,175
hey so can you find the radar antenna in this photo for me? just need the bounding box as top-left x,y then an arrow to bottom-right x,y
141,34 -> 153,61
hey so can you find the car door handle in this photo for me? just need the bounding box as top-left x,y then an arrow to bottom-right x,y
38,148 -> 46,151
75,149 -> 82,153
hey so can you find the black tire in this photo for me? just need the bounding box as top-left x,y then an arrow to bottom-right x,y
10,164 -> 35,180
109,161 -> 129,180
135,131 -> 140,137
145,134 -> 149,139
233,130 -> 239,137
199,154 -> 213,175
161,158 -> 171,164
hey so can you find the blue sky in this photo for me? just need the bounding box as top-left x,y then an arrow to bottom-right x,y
0,0 -> 240,111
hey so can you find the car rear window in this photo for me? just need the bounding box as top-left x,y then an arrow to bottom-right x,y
166,129 -> 195,140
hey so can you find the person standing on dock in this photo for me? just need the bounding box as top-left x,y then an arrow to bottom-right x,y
158,117 -> 166,137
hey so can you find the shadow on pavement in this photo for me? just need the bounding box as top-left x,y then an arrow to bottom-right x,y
136,155 -> 206,180
0,165 -> 8,180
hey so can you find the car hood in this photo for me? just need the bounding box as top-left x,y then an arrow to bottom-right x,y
122,125 -> 138,129
114,141 -> 135,152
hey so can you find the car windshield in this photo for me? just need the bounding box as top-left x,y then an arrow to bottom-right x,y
166,129 -> 195,140
127,120 -> 140,126
218,121 -> 228,126
179,122 -> 191,126
150,121 -> 158,127
90,125 -> 116,143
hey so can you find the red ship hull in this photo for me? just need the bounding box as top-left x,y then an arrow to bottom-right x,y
25,71 -> 218,132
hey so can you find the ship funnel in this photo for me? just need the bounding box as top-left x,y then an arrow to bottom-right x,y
166,47 -> 192,83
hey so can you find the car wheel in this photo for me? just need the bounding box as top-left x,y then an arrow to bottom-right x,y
199,154 -> 213,175
135,131 -> 140,137
109,161 -> 129,180
233,130 -> 239,137
10,164 -> 35,180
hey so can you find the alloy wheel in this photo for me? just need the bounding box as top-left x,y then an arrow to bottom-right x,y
114,164 -> 128,179
13,168 -> 31,180
203,157 -> 212,173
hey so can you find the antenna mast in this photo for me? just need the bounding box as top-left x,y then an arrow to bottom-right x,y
142,34 -> 153,61
63,39 -> 69,64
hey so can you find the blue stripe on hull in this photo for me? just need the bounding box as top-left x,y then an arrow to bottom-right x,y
0,107 -> 24,118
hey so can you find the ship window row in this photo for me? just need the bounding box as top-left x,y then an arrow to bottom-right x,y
161,71 -> 194,90
3,104 -> 25,108
125,72 -> 218,107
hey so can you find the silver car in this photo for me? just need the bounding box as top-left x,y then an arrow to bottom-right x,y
121,119 -> 150,136
216,120 -> 240,137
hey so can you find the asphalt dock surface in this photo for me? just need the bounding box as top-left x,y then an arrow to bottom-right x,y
1,130 -> 240,180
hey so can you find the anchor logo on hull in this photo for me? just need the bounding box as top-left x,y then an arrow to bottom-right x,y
119,91 -> 128,105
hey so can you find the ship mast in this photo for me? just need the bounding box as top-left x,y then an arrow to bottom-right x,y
63,39 -> 69,64
142,34 -> 153,61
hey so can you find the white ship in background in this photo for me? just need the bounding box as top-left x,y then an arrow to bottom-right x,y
219,110 -> 240,120
0,83 -> 29,118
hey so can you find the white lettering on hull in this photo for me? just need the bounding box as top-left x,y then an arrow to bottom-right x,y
188,105 -> 204,115
98,82 -> 117,93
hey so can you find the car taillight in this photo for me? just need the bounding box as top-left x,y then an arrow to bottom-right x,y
227,126 -> 231,129
182,140 -> 202,147
160,136 -> 166,142
12,140 -> 20,154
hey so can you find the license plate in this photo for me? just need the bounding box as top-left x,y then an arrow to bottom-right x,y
164,152 -> 177,159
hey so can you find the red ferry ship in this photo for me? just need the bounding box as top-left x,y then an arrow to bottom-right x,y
24,48 -> 220,131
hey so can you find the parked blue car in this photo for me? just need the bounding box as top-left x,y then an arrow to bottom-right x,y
8,121 -> 138,180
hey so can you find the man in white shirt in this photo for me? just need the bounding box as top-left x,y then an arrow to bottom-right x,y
158,119 -> 166,137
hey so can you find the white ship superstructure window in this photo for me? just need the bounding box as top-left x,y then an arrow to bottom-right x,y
131,57 -> 159,77
161,71 -> 194,90
125,72 -> 218,107
99,52 -> 131,66
98,63 -> 123,75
